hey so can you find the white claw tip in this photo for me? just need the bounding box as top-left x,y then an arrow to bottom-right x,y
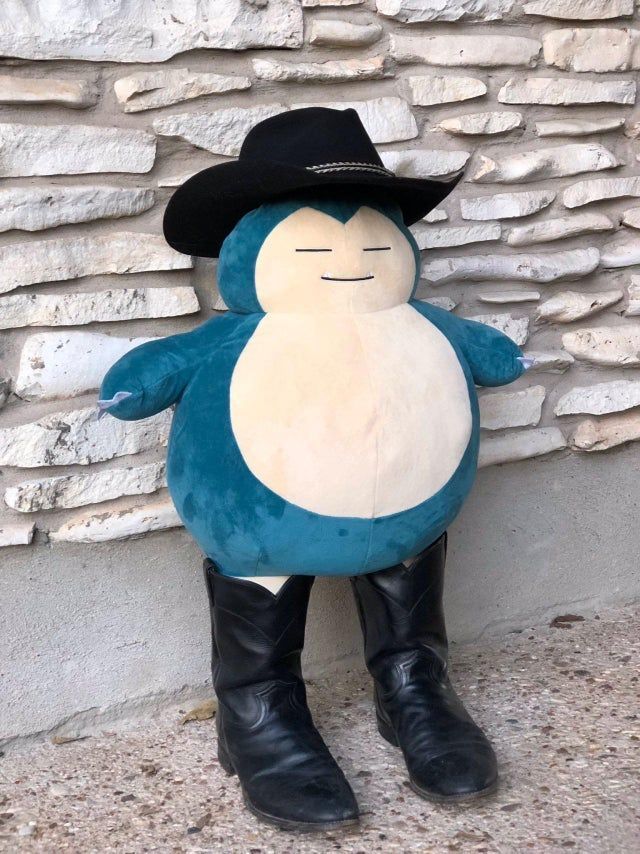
517,356 -> 536,371
96,391 -> 133,418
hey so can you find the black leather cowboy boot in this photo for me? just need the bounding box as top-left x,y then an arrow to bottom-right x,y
350,534 -> 497,802
203,562 -> 359,830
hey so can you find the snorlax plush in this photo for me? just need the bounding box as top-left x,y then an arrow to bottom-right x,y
100,108 -> 529,832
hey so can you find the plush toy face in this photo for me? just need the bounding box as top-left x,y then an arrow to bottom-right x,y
254,205 -> 416,314
216,196 -> 420,315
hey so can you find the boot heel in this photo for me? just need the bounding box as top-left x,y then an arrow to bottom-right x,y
217,739 -> 236,776
376,714 -> 399,747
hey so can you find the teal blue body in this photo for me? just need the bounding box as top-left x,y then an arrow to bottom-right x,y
101,198 -> 524,577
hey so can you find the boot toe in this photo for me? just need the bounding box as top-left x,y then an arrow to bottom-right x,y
410,743 -> 498,801
247,773 -> 359,829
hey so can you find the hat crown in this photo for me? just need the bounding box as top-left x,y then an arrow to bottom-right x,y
164,106 -> 464,259
240,107 -> 384,171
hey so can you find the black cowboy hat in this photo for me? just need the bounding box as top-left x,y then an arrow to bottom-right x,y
163,107 -> 464,258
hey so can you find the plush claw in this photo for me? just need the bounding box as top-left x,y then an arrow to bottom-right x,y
97,391 -> 133,419
517,356 -> 536,371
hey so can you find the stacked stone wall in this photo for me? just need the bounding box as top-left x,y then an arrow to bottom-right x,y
2,0 -> 640,549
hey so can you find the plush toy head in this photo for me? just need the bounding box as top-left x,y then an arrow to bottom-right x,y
217,194 -> 421,315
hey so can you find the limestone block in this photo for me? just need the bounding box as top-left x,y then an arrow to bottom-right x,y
543,28 -> 640,73
411,223 -> 500,250
155,99 -> 417,155
5,462 -> 167,513
498,77 -> 635,106
423,248 -> 599,286
0,123 -> 156,177
308,20 -> 382,47
601,236 -> 640,269
626,276 -> 640,316
507,213 -> 615,247
571,411 -> 640,453
562,326 -> 640,367
522,350 -> 574,373
0,233 -> 192,295
15,332 -> 155,401
114,69 -> 251,113
478,427 -> 566,467
563,176 -> 640,208
0,187 -> 154,233
524,0 -> 633,19
435,112 -> 523,136
478,291 -> 540,304
555,380 -> 640,416
468,313 -> 529,345
622,207 -> 640,229
49,496 -> 182,543
424,208 -> 448,223
480,385 -> 545,431
535,116 -> 625,137
407,76 -> 487,106
381,149 -> 469,178
377,0 -> 514,22
0,0 -> 303,62
391,34 -> 540,66
461,190 -> 555,220
468,144 -> 619,184
0,288 -> 199,331
0,519 -> 35,548
535,290 -> 623,324
0,407 -> 171,468
0,75 -> 97,108
253,56 -> 388,83
153,104 -> 286,157
625,121 -> 640,139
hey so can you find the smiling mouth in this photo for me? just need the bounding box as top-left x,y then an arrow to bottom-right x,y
320,275 -> 375,282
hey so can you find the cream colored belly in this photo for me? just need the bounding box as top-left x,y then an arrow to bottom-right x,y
229,304 -> 472,519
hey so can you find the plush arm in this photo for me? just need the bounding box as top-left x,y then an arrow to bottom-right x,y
410,299 -> 526,387
99,336 -> 199,421
99,315 -> 236,421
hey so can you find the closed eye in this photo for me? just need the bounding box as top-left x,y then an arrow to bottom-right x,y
363,246 -> 391,251
295,248 -> 332,252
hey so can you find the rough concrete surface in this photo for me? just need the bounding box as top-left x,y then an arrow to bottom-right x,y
1,606 -> 638,853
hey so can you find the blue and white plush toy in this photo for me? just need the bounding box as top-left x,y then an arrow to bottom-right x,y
100,108 -> 528,830
101,195 -> 524,577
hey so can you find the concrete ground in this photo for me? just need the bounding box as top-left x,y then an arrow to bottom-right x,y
1,606 -> 638,854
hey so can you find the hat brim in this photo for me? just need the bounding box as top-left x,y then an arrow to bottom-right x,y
163,159 -> 465,258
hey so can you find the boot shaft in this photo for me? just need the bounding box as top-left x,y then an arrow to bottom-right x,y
201,564 -> 359,829
350,534 -> 448,673
202,562 -> 314,693
351,534 -> 498,802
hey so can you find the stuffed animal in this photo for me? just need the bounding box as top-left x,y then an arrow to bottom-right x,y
100,108 -> 528,831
